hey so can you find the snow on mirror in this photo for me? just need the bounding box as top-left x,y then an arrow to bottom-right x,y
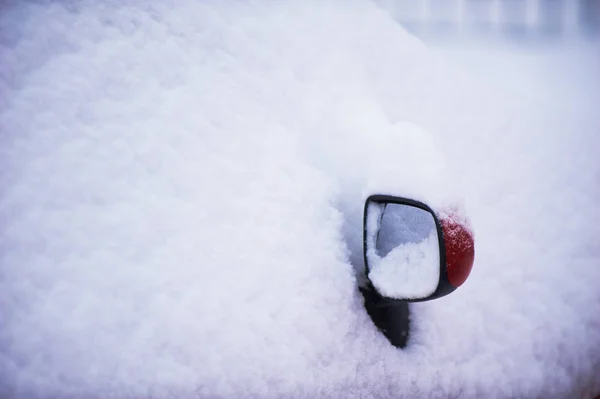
365,201 -> 441,300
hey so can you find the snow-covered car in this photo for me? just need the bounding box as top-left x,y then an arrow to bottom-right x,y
2,1 -> 599,398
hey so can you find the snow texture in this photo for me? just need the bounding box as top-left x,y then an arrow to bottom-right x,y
1,1 -> 599,398
369,231 -> 439,300
365,202 -> 440,299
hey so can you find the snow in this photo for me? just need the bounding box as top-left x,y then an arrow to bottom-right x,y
365,202 -> 441,299
1,1 -> 599,398
368,231 -> 440,300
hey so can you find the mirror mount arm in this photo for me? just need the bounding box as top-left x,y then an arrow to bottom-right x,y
359,282 -> 410,348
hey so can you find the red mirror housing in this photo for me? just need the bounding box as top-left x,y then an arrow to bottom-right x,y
439,211 -> 475,288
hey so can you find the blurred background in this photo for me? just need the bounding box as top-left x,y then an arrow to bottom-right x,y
380,0 -> 600,42
378,0 -> 600,119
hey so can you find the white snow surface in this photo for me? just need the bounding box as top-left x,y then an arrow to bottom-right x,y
1,1 -> 599,398
368,230 -> 440,300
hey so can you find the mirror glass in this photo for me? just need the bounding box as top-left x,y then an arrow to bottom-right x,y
365,201 -> 440,300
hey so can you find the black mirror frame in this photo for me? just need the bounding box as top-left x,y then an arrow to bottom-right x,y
363,194 -> 457,303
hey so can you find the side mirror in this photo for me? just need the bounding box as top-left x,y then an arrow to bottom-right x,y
363,195 -> 474,302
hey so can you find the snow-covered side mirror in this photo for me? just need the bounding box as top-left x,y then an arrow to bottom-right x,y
363,195 -> 475,302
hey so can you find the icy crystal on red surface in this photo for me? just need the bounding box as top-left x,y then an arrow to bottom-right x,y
440,212 -> 475,288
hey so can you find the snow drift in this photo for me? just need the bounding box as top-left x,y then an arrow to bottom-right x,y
1,1 -> 599,398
